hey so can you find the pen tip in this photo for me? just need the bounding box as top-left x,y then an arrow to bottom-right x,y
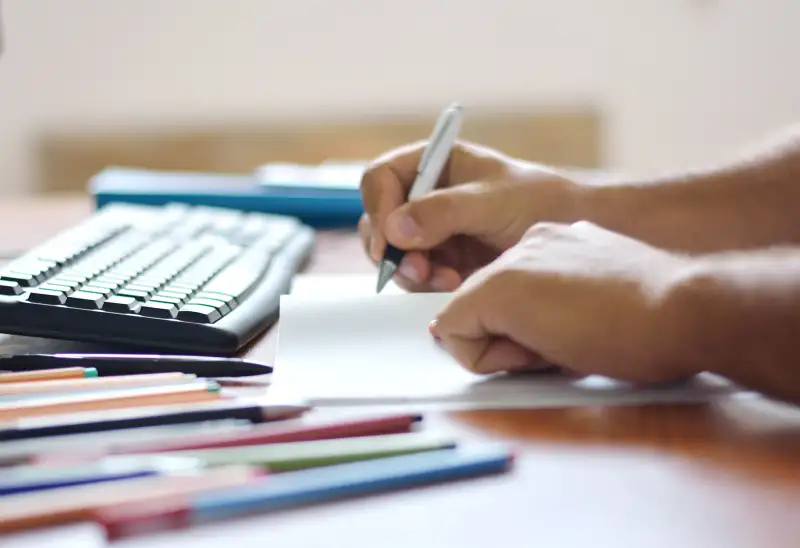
376,262 -> 396,294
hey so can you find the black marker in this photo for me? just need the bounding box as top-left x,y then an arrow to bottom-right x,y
0,353 -> 272,378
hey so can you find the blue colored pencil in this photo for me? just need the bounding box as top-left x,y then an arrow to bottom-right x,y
0,455 -> 202,496
98,444 -> 515,540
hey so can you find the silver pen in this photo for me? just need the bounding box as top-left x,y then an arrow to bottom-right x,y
376,103 -> 465,292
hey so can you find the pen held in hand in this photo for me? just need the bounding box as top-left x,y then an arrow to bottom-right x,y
376,103 -> 464,293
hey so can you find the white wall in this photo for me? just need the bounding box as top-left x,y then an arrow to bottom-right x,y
0,0 -> 798,194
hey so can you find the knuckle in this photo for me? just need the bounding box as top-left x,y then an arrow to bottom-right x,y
412,188 -> 466,232
525,221 -> 562,238
358,166 -> 388,212
357,214 -> 372,241
484,266 -> 525,290
570,220 -> 595,230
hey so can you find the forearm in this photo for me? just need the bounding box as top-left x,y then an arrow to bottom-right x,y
664,248 -> 800,404
573,125 -> 800,253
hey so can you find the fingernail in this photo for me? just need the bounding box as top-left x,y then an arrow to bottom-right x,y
430,272 -> 450,292
369,237 -> 382,261
398,261 -> 420,283
390,214 -> 421,242
428,320 -> 440,339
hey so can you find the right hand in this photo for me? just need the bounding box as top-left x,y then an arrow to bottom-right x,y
359,141 -> 583,292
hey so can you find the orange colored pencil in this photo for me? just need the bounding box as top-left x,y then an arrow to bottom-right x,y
0,465 -> 264,534
0,367 -> 96,384
0,381 -> 222,421
0,372 -> 195,396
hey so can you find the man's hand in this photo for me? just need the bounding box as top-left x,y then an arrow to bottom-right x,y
358,141 -> 582,292
431,221 -> 695,384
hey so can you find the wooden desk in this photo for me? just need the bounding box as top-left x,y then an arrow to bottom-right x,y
3,195 -> 800,548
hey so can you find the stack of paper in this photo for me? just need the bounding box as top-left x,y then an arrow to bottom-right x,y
271,292 -> 739,409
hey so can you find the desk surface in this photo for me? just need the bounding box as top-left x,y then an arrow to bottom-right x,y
3,195 -> 800,548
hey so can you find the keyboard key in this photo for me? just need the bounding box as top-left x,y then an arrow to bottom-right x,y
164,282 -> 195,292
0,271 -> 39,287
139,301 -> 179,319
194,291 -> 237,310
167,244 -> 237,287
34,222 -> 125,265
177,304 -> 222,323
126,282 -> 160,293
65,291 -> 106,309
0,280 -> 22,295
108,240 -> 176,278
94,274 -> 128,284
3,259 -> 57,279
103,295 -> 141,313
87,280 -> 122,291
200,248 -> 272,300
25,289 -> 67,305
140,241 -> 209,282
42,278 -> 82,290
155,289 -> 191,302
53,273 -> 89,284
186,296 -> 232,315
149,295 -> 184,307
38,282 -> 76,295
134,275 -> 168,286
81,285 -> 114,298
117,288 -> 151,301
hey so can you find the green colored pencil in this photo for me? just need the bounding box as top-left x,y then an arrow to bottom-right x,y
125,432 -> 458,472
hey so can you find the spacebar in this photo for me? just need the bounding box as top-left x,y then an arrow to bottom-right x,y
199,247 -> 273,302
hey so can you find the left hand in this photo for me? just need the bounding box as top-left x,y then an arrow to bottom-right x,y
430,221 -> 695,383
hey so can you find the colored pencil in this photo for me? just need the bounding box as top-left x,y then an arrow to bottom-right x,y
0,380 -> 221,420
0,367 -> 97,384
34,413 -> 423,461
0,398 -> 310,441
0,465 -> 263,534
115,432 -> 457,472
96,445 -> 515,541
0,454 -> 203,496
0,419 -> 253,467
0,372 -> 196,397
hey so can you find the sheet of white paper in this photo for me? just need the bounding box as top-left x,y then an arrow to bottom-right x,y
290,274 -> 403,298
271,292 -> 739,409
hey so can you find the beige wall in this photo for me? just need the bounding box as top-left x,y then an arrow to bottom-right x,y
0,0 -> 798,194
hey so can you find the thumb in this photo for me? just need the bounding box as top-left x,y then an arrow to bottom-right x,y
384,183 -> 489,249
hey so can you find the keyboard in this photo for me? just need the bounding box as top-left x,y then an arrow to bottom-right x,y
0,203 -> 315,355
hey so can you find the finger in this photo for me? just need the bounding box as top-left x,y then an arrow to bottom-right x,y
473,338 -> 541,374
394,261 -> 461,293
384,183 -> 494,250
435,331 -> 490,373
358,214 -> 378,265
432,319 -> 555,375
396,252 -> 432,285
430,309 -> 538,374
360,144 -> 427,259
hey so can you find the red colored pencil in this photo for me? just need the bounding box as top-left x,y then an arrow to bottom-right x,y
33,414 -> 422,464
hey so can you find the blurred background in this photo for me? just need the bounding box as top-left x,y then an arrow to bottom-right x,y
0,0 -> 798,196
